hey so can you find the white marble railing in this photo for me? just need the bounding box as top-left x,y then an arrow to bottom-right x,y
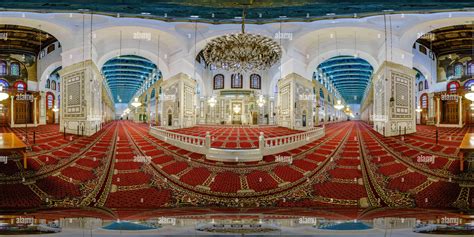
262,127 -> 325,156
149,127 -> 208,154
149,126 -> 325,161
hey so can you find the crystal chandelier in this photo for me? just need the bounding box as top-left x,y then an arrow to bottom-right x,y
334,100 -> 344,110
196,9 -> 282,72
208,96 -> 217,108
0,85 -> 8,101
233,104 -> 241,114
131,97 -> 142,107
257,95 -> 266,107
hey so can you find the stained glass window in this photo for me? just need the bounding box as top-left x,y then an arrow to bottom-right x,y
231,73 -> 243,88
46,79 -> 50,89
10,63 -> 20,76
421,94 -> 428,109
468,61 -> 474,76
47,94 -> 54,109
0,61 -> 6,75
51,81 -> 56,90
16,82 -> 25,92
213,74 -> 224,89
250,74 -> 261,89
454,63 -> 463,78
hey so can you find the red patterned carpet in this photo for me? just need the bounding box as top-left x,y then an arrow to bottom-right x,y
170,125 -> 303,149
0,121 -> 471,219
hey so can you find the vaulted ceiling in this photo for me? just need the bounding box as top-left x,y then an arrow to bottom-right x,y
0,1 -> 473,23
102,55 -> 157,103
0,25 -> 58,56
417,24 -> 474,57
317,56 -> 373,104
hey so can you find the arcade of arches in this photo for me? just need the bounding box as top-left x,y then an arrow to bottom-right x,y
1,7 -> 474,234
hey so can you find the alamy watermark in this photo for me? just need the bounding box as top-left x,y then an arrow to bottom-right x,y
275,155 -> 293,164
158,217 -> 176,226
133,155 -> 151,164
133,32 -> 152,41
441,94 -> 459,102
274,32 -> 293,41
417,154 -> 435,164
298,217 -> 317,225
0,33 -> 7,41
0,155 -> 7,164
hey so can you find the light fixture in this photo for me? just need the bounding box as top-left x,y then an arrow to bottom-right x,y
415,105 -> 422,112
466,85 -> 474,101
131,97 -> 142,107
233,104 -> 241,114
257,95 -> 266,108
52,105 -> 59,112
334,99 -> 344,110
208,96 -> 217,108
0,85 -> 8,101
196,8 -> 282,72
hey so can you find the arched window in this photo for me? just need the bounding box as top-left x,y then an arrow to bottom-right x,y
46,79 -> 50,89
250,74 -> 261,89
51,81 -> 56,90
447,81 -> 460,94
420,93 -> 428,109
231,73 -> 243,88
58,82 -> 60,92
14,81 -> 27,92
46,93 -> 54,109
418,81 -> 423,91
424,80 -> 429,90
464,80 -> 474,90
0,79 -> 9,89
454,63 -> 463,78
150,88 -> 156,99
10,63 -> 20,76
0,61 -> 6,75
468,61 -> 474,76
213,74 -> 224,90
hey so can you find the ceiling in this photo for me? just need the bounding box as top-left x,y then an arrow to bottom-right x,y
101,55 -> 157,103
317,55 -> 373,104
0,25 -> 58,55
0,1 -> 473,23
416,24 -> 474,56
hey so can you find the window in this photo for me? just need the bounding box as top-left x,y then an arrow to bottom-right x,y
51,81 -> 56,90
213,74 -> 224,89
447,81 -> 460,94
47,44 -> 55,54
250,74 -> 261,89
46,79 -> 50,89
10,63 -> 20,76
14,81 -> 26,92
464,80 -> 474,90
419,45 -> 427,55
418,81 -> 423,91
424,80 -> 429,90
58,82 -> 60,92
0,61 -> 6,75
454,63 -> 463,78
150,88 -> 156,99
421,93 -> 428,109
231,73 -> 243,88
47,93 -> 54,109
468,61 -> 474,76
0,79 -> 9,89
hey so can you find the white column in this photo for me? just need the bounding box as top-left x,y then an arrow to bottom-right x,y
436,97 -> 440,126
459,96 -> 463,127
33,97 -> 37,126
10,96 -> 14,126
